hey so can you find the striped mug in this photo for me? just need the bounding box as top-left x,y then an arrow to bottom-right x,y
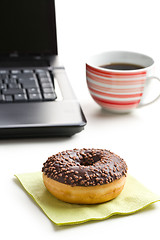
86,51 -> 160,113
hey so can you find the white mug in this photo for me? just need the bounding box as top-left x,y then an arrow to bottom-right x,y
86,51 -> 160,113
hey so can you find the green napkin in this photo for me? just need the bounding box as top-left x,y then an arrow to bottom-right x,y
15,172 -> 160,225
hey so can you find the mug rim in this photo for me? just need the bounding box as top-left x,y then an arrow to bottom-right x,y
86,50 -> 154,73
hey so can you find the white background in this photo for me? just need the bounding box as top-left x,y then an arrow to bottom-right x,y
1,0 -> 160,239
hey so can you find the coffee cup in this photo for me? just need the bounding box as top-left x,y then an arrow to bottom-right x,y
86,51 -> 160,113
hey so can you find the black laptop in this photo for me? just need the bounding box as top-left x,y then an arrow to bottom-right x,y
0,0 -> 86,138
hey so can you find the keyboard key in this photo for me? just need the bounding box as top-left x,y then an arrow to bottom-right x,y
8,83 -> 21,88
28,93 -> 42,101
42,88 -> 54,93
0,70 -> 8,74
0,84 -> 7,89
14,93 -> 28,101
41,82 -> 53,88
35,69 -> 46,73
5,95 -> 13,102
9,75 -> 18,80
0,74 -> 8,80
2,88 -> 25,95
19,78 -> 38,88
22,82 -> 38,88
43,93 -> 57,100
18,76 -> 37,82
39,77 -> 52,83
27,88 -> 40,94
38,71 -> 49,75
18,77 -> 37,82
3,78 -> 10,84
23,69 -> 34,73
17,73 -> 35,79
8,78 -> 17,83
11,70 -> 21,74
0,94 -> 5,102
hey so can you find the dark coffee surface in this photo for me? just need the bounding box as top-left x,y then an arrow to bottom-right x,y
100,63 -> 144,70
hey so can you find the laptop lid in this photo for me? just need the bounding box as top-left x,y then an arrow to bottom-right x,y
0,0 -> 58,65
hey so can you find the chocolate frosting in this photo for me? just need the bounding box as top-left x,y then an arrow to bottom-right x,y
42,148 -> 128,187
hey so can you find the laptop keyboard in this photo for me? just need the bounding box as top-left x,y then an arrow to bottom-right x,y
0,69 -> 57,103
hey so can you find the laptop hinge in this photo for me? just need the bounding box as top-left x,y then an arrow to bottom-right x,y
0,59 -> 50,68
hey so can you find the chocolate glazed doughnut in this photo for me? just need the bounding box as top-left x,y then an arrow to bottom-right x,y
42,148 -> 128,204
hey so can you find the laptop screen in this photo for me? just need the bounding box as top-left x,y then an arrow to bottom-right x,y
0,0 -> 57,56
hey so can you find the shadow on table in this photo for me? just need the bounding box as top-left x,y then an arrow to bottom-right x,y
81,101 -> 140,125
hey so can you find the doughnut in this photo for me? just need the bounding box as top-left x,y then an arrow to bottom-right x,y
42,148 -> 128,204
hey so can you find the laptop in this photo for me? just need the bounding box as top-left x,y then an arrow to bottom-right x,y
0,0 -> 86,138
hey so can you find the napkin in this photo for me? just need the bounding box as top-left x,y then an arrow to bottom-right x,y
15,172 -> 160,225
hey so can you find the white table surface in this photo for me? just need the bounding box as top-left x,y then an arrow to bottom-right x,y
1,0 -> 160,239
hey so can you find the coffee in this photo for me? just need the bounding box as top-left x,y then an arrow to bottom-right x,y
100,63 -> 144,71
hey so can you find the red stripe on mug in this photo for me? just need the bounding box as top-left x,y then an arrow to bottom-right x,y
87,81 -> 144,93
88,86 -> 143,99
96,101 -> 138,110
87,72 -> 145,85
92,95 -> 141,106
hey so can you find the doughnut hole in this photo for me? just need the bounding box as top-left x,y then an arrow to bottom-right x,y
79,151 -> 102,166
